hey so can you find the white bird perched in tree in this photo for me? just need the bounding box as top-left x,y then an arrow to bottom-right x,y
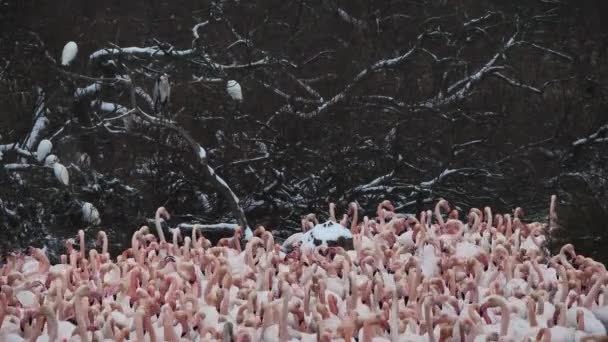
36,139 -> 52,162
61,41 -> 78,66
82,202 -> 101,225
226,80 -> 243,102
44,154 -> 59,166
53,162 -> 69,186
78,152 -> 91,169
152,73 -> 171,113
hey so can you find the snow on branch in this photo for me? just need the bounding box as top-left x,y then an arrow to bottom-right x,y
0,145 -> 33,159
463,12 -> 499,27
178,223 -> 239,234
296,42 -> 420,119
22,87 -> 49,160
90,46 -> 195,60
91,100 -> 137,130
4,163 -> 35,171
351,171 -> 395,194
335,7 -> 368,30
419,168 -> 495,187
260,81 -> 321,105
452,139 -> 485,156
134,87 -> 154,110
420,32 -> 518,109
94,101 -> 128,115
395,197 -> 434,212
491,72 -> 542,93
359,95 -> 405,108
191,75 -> 224,83
0,143 -> 32,157
370,35 -> 421,68
419,168 -> 462,187
228,152 -> 270,167
74,83 -> 102,98
128,87 -> 252,238
527,42 -> 573,62
289,74 -> 324,101
0,143 -> 19,152
192,21 -> 209,39
205,57 -> 274,71
143,221 -> 239,235
572,123 -> 608,147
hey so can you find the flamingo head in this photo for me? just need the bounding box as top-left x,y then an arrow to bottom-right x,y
379,199 -> 395,212
448,209 -> 459,219
156,207 -> 170,220
285,248 -> 301,261
96,231 -> 105,243
217,238 -> 231,247
476,252 -> 490,267
377,201 -> 394,221
480,296 -> 504,316
438,199 -> 450,209
306,213 -> 319,225
139,225 -> 150,234
467,211 -> 475,225
514,207 -> 524,219
254,225 -> 266,236
561,244 -> 576,259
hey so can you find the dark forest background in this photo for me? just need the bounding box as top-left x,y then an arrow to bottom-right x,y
1,0 -> 607,262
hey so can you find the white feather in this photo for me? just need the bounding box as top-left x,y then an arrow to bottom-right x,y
44,154 -> 59,166
53,163 -> 69,186
36,139 -> 52,162
61,41 -> 78,66
226,80 -> 243,101
82,202 -> 101,225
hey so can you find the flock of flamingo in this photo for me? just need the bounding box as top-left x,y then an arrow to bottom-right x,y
1,195 -> 607,341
